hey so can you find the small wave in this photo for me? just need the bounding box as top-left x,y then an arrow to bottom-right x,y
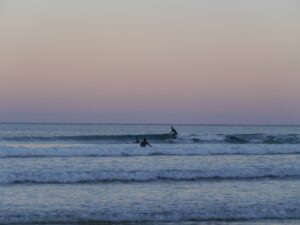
2,168 -> 300,184
1,144 -> 300,158
1,206 -> 300,224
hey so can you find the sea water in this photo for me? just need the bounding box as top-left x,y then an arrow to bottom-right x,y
0,123 -> 300,225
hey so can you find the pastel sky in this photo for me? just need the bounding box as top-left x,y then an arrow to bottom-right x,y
0,0 -> 299,124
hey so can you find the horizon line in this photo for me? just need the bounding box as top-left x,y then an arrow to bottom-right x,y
0,122 -> 299,126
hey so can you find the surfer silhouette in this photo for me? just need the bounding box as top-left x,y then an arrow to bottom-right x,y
170,126 -> 178,137
140,138 -> 151,147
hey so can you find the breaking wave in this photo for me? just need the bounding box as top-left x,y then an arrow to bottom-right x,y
223,133 -> 300,144
2,133 -> 300,144
2,167 -> 300,184
1,144 -> 300,158
1,202 -> 300,224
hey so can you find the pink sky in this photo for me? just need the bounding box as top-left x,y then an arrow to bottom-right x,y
0,0 -> 300,123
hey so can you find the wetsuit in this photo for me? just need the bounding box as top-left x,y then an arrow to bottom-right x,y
140,138 -> 151,147
171,127 -> 178,137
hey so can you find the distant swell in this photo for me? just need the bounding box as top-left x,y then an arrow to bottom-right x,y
223,134 -> 300,144
1,133 -> 174,143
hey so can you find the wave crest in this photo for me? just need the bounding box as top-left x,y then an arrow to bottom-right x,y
1,144 -> 300,158
2,133 -> 300,144
2,166 -> 300,184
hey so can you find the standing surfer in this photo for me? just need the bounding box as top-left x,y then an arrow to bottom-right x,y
170,126 -> 178,137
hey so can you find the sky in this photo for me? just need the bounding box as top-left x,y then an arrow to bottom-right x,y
0,0 -> 299,124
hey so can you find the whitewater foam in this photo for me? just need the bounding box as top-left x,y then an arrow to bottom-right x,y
1,143 -> 300,158
2,154 -> 300,184
1,169 -> 300,184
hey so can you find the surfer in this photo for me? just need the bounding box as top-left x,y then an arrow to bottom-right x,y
170,126 -> 178,137
140,138 -> 151,147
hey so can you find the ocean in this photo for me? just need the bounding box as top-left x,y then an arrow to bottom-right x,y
0,123 -> 300,225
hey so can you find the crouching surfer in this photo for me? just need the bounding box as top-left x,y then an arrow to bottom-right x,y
140,138 -> 151,147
